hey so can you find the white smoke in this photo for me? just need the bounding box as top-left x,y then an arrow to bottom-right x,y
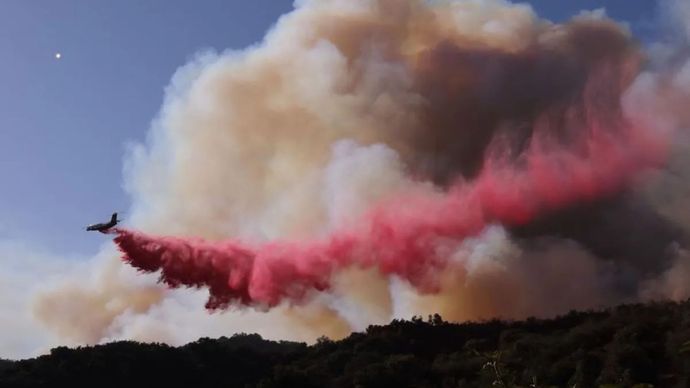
0,240 -> 80,358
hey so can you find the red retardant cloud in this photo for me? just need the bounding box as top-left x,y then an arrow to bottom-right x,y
113,108 -> 669,310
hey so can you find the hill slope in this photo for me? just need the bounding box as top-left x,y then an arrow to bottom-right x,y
3,300 -> 690,387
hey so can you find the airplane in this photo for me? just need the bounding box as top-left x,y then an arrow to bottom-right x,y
85,212 -> 121,233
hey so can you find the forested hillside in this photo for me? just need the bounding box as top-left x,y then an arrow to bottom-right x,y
3,300 -> 690,387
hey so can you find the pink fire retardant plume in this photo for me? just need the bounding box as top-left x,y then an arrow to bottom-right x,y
112,105 -> 670,310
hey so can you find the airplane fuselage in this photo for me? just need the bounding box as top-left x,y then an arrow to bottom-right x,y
86,221 -> 116,233
86,212 -> 120,233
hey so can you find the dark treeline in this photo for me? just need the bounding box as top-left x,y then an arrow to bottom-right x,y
4,300 -> 690,387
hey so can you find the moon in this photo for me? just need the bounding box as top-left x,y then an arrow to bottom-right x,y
55,53 -> 61,60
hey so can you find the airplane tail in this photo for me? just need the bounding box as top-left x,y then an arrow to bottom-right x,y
111,213 -> 118,223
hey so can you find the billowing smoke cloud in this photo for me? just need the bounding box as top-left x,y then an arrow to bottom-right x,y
23,0 -> 690,358
111,92 -> 666,308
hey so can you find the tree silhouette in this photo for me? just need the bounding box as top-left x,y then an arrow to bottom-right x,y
3,300 -> 690,387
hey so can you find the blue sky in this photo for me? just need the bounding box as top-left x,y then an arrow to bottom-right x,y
0,0 -> 660,256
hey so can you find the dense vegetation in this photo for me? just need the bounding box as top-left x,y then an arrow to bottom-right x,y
4,300 -> 690,387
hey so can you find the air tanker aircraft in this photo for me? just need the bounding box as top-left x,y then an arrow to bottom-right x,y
85,212 -> 120,233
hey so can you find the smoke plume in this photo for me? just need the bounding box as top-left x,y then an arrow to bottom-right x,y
30,0 -> 690,354
111,95 -> 667,308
